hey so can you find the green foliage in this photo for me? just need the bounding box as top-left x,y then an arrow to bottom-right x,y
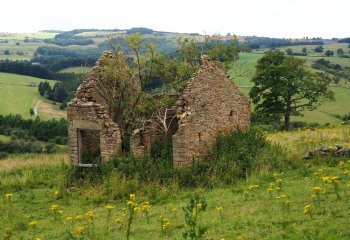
182,194 -> 208,240
0,60 -> 55,79
336,48 -> 345,57
213,129 -> 286,182
314,45 -> 324,53
325,50 -> 334,57
286,48 -> 293,55
0,114 -> 67,142
249,50 -> 334,130
0,139 -> 53,154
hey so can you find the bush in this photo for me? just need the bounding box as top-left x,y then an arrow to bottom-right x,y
212,129 -> 286,183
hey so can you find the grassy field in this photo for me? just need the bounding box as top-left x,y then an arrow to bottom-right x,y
1,127 -> 350,239
59,66 -> 93,74
0,72 -> 59,118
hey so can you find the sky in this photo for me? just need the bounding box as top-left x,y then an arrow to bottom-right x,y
0,0 -> 349,38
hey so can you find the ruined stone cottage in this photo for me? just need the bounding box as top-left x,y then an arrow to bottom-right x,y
67,53 -> 250,167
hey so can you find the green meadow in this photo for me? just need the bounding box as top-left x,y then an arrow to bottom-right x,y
0,72 -> 55,118
1,127 -> 350,239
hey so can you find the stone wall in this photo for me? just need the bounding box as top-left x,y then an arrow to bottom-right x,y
67,52 -> 124,166
67,102 -> 122,166
172,58 -> 250,167
130,128 -> 152,157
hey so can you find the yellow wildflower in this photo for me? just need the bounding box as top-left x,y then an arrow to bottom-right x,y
114,218 -> 122,224
74,226 -> 85,234
129,194 -> 136,200
54,190 -> 59,196
106,205 -> 115,210
134,207 -> 141,212
122,213 -> 126,217
127,201 -> 136,207
85,210 -> 93,218
28,220 -> 38,228
66,216 -> 73,221
303,204 -> 312,214
330,176 -> 340,183
276,194 -> 287,199
248,184 -> 259,190
141,202 -> 150,211
58,210 -> 64,215
161,218 -> 170,231
339,161 -> 345,167
34,238 -> 41,240
5,193 -> 13,199
216,207 -> 223,212
75,215 -> 83,220
196,203 -> 202,209
312,186 -> 322,191
172,208 -> 177,213
50,204 -> 59,212
322,176 -> 331,183
275,179 -> 283,183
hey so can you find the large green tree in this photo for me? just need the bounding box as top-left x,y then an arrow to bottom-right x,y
249,50 -> 334,130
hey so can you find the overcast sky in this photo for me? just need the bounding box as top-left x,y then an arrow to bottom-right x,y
1,0 -> 349,38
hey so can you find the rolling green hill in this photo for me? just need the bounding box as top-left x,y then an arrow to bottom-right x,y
0,72 -> 57,118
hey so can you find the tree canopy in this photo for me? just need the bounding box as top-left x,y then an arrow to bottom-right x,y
249,50 -> 334,130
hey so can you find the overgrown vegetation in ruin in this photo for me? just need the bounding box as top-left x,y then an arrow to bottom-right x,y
91,33 -> 244,151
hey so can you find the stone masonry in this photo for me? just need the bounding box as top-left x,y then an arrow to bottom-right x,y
172,57 -> 250,167
67,53 -> 122,166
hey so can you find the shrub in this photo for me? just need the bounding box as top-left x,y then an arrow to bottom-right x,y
212,129 -> 287,183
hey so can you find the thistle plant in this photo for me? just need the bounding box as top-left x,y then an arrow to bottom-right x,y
182,194 -> 208,240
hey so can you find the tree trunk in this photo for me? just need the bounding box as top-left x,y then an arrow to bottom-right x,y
284,114 -> 290,131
